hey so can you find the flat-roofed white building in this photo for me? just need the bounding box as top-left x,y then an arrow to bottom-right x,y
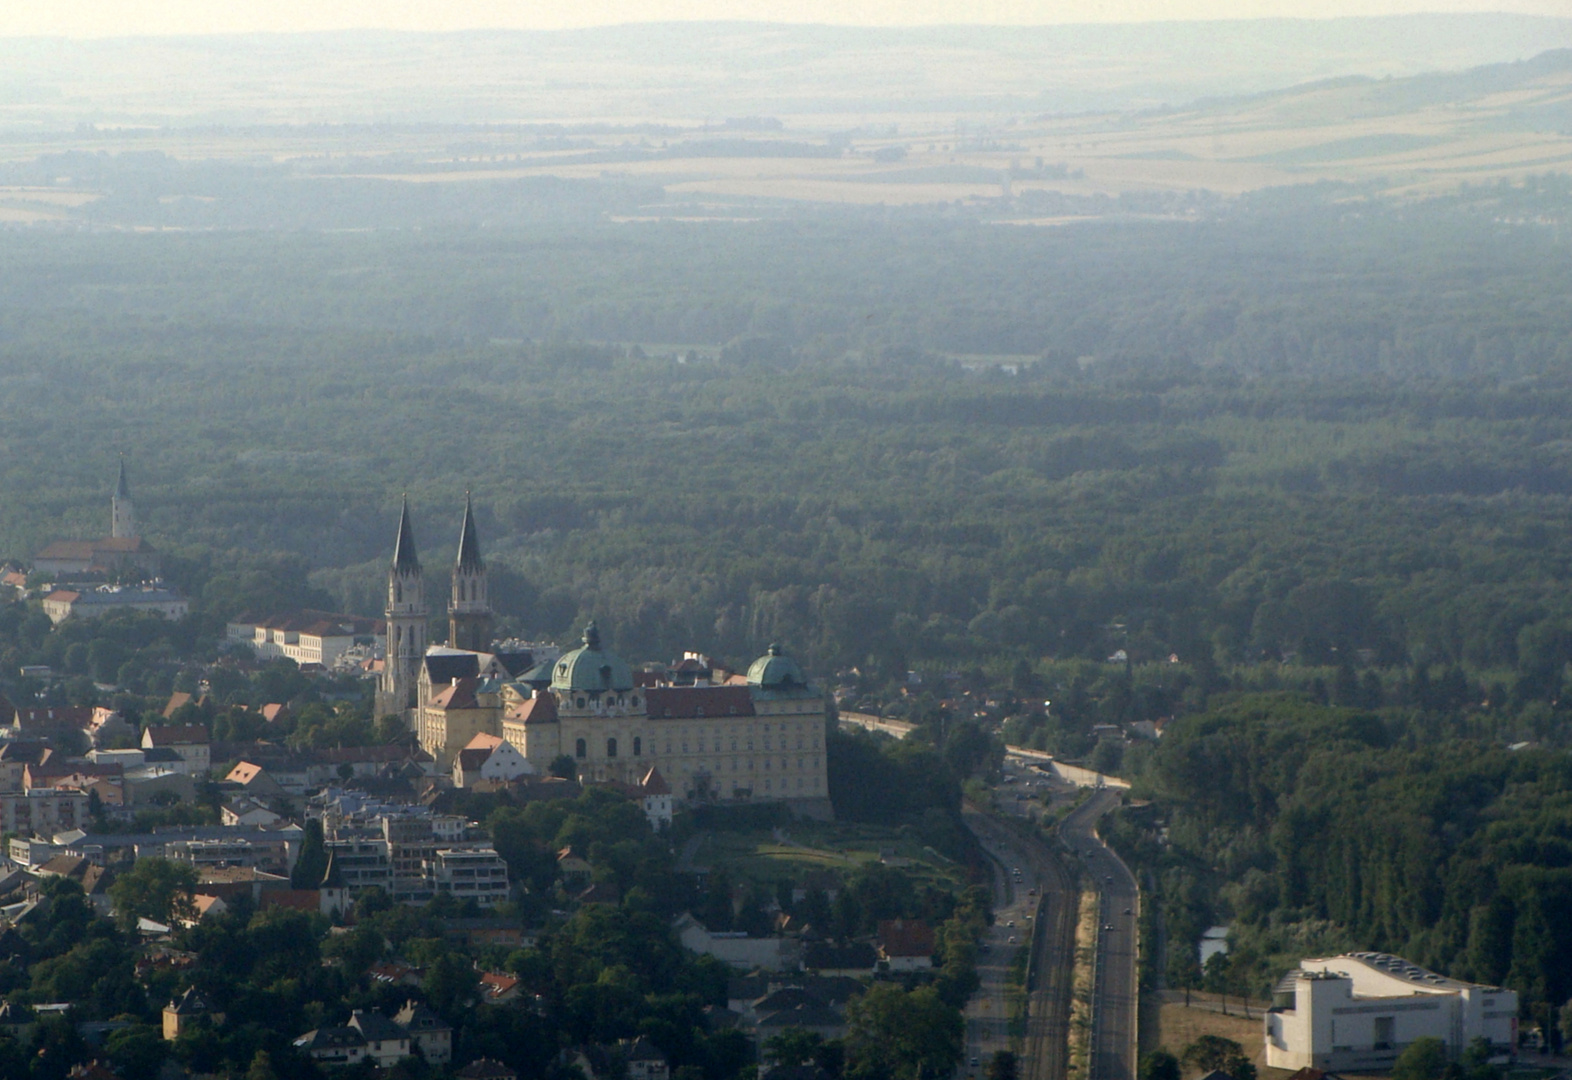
1266,953 -> 1517,1072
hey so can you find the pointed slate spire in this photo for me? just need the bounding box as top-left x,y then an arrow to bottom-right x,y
392,496 -> 421,573
456,492 -> 483,573
114,456 -> 130,498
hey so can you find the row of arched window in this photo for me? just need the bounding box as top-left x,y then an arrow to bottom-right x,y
574,736 -> 643,759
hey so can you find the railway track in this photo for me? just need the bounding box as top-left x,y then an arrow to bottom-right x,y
966,807 -> 1080,1080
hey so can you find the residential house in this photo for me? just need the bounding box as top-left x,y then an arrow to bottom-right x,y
348,1010 -> 410,1067
162,988 -> 211,1041
801,942 -> 878,976
392,1000 -> 452,1065
221,796 -> 281,828
479,972 -> 521,1004
624,1037 -> 670,1080
224,762 -> 287,798
451,733 -> 534,788
294,1028 -> 369,1067
140,726 -> 210,773
877,919 -> 935,971
556,846 -> 593,886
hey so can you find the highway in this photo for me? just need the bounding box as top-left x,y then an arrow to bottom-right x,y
1059,787 -> 1139,1080
965,805 -> 1078,1080
845,715 -> 1139,1080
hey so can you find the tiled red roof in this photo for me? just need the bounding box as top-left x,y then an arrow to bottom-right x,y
877,919 -> 935,958
479,972 -> 519,999
505,694 -> 557,725
13,705 -> 94,728
260,889 -> 320,912
455,748 -> 490,772
36,542 -> 95,560
429,677 -> 480,710
645,686 -> 755,720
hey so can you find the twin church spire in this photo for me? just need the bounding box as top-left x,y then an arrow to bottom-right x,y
376,495 -> 494,716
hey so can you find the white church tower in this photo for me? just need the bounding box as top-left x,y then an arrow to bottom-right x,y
111,458 -> 136,539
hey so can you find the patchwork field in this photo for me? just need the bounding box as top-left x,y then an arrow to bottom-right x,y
0,24 -> 1568,224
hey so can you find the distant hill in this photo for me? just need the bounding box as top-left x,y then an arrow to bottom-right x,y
0,14 -> 1570,129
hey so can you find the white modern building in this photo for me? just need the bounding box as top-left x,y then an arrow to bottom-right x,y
1266,953 -> 1518,1072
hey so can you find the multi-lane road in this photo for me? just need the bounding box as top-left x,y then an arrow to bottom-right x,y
1058,787 -> 1139,1080
962,765 -> 1139,1080
837,716 -> 1139,1080
964,805 -> 1078,1080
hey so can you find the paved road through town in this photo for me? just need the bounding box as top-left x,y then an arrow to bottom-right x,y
1059,787 -> 1139,1080
964,803 -> 1078,1080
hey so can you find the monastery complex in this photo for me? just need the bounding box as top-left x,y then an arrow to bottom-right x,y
376,498 -> 831,818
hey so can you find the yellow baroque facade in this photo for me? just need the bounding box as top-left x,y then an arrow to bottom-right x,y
428,625 -> 831,815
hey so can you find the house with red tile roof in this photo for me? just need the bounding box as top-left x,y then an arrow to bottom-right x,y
876,919 -> 936,971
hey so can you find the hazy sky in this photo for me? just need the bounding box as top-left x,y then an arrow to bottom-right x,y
0,0 -> 1565,36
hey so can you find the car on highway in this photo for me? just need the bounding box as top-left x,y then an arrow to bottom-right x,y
1006,920 -> 1015,927
1007,935 -> 1016,943
1123,908 -> 1132,915
970,1059 -> 980,1067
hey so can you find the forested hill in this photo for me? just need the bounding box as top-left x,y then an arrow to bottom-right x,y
3,202 -> 1572,688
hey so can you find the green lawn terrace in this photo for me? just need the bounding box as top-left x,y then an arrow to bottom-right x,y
691,821 -> 966,894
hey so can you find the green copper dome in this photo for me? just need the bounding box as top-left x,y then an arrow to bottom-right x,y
747,643 -> 808,690
551,622 -> 634,693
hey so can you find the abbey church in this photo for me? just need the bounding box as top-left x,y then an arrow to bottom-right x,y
375,499 -> 831,816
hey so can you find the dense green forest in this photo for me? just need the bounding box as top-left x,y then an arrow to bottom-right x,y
5,195 -> 1572,694
5,170 -> 1572,1031
1106,694 -> 1572,1037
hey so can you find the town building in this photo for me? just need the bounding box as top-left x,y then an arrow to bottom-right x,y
226,610 -> 384,669
0,790 -> 89,836
451,733 -> 534,788
41,585 -> 188,625
877,919 -> 936,971
371,501 -> 828,812
624,1038 -> 670,1080
141,725 -> 211,773
32,463 -> 162,579
392,1000 -> 452,1064
673,913 -> 803,972
161,835 -> 299,877
322,812 -> 508,906
1265,953 -> 1518,1072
